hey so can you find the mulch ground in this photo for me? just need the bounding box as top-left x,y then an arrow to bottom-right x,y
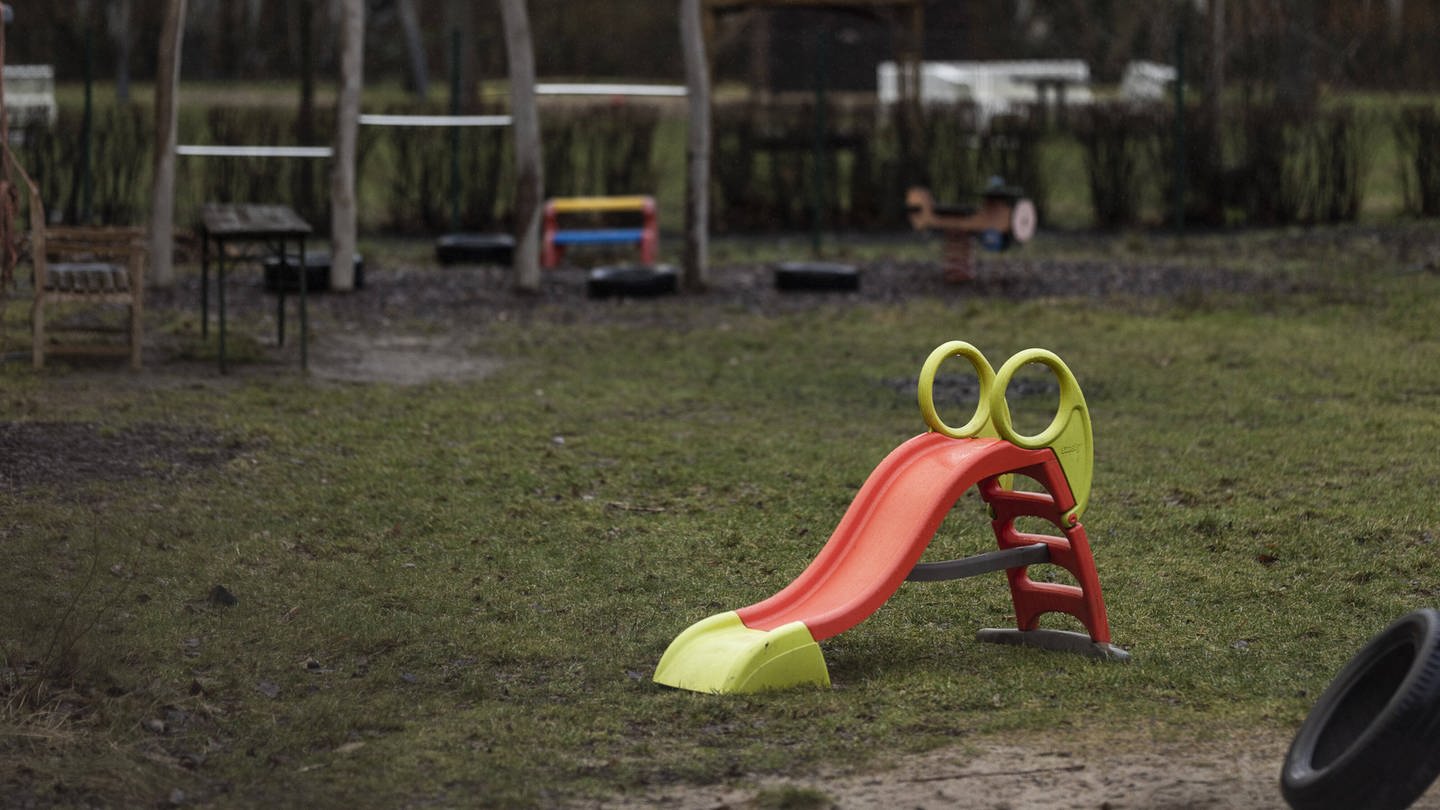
144,242 -> 1308,337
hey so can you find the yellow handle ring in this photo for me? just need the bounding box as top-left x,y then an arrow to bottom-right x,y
917,341 -> 997,438
989,348 -> 1085,449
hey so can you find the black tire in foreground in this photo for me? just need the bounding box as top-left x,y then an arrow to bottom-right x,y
1281,608 -> 1440,810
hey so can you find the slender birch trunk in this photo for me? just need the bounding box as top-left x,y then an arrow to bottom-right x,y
396,0 -> 428,98
147,0 -> 186,288
330,0 -> 364,291
499,0 -> 542,293
679,0 -> 710,291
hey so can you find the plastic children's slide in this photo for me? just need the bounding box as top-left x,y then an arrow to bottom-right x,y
653,341 -> 1126,694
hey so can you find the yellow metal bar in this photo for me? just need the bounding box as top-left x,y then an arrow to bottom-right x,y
548,195 -> 653,213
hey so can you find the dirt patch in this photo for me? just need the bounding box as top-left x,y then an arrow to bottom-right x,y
576,730 -> 1440,809
307,331 -> 504,386
0,421 -> 244,498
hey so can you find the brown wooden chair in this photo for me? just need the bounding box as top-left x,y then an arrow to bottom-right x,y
31,226 -> 148,369
2,142 -> 147,370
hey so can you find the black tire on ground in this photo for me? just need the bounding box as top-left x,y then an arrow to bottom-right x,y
1280,608 -> 1440,810
586,265 -> 678,299
773,261 -> 860,292
434,233 -> 515,266
263,251 -> 365,293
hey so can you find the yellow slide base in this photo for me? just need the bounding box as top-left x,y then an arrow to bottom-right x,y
653,612 -> 830,694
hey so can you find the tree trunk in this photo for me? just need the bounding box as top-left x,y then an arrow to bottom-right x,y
294,0 -> 318,221
192,0 -> 218,78
446,0 -> 479,112
747,10 -> 769,102
396,0 -> 429,98
242,0 -> 262,74
679,0 -> 710,291
1388,0 -> 1404,43
107,0 -> 132,103
1,8 -> 14,302
1276,0 -> 1316,113
329,0 -> 364,292
1206,0 -> 1224,123
499,0 -> 542,293
1205,0 -> 1225,189
147,0 -> 187,288
298,0 -> 316,138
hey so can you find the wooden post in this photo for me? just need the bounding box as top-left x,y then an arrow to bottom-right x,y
396,0 -> 428,98
147,0 -> 187,288
500,0 -> 542,293
1172,8 -> 1185,234
680,0 -> 710,291
329,0 -> 363,291
1,4 -> 13,303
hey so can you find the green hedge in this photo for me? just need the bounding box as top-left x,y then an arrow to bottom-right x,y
11,96 -> 1435,236
709,100 -> 1046,233
1395,104 -> 1440,217
1083,100 -> 1374,229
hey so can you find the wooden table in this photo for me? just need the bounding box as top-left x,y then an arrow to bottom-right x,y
198,204 -> 312,374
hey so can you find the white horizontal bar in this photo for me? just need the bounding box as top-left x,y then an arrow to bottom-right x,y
358,113 -> 513,127
536,83 -> 686,97
177,144 -> 333,158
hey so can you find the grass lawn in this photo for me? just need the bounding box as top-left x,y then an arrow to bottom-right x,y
3,224 -> 1440,807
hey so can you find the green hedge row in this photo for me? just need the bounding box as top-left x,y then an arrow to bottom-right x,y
1076,99 -> 1440,229
12,98 -> 1440,235
709,101 -> 1045,232
10,103 -> 660,234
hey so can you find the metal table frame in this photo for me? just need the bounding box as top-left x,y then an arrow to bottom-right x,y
198,204 -> 312,374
